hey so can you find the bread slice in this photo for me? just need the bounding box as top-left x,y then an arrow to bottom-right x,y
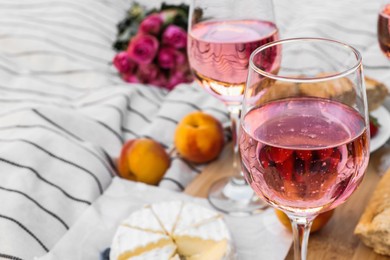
255,75 -> 388,111
365,76 -> 389,111
354,168 -> 390,256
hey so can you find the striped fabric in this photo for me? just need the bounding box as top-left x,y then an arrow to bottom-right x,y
0,0 -> 388,259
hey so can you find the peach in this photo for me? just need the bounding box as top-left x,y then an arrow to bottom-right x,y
174,111 -> 224,164
117,138 -> 170,185
275,209 -> 335,233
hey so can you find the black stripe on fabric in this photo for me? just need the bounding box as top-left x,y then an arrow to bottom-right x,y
100,104 -> 125,129
147,86 -> 167,102
0,34 -> 107,64
0,253 -> 23,260
172,156 -> 202,174
102,150 -> 117,177
0,214 -> 49,252
0,186 -> 69,230
134,89 -> 161,108
127,104 -> 152,123
0,157 -> 91,205
165,99 -> 202,111
32,109 -> 83,141
79,91 -> 154,124
81,104 -> 125,132
156,115 -> 178,125
95,120 -> 124,145
121,127 -> 140,138
0,124 -> 115,177
160,177 -> 185,191
0,138 -> 104,194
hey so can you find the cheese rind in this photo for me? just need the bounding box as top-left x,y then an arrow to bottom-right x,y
174,218 -> 229,256
110,201 -> 232,260
150,200 -> 183,235
174,202 -> 221,232
110,226 -> 173,260
131,244 -> 177,260
122,207 -> 165,234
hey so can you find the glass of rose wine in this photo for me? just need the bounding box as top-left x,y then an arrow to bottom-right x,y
378,1 -> 390,58
187,0 -> 279,214
240,38 -> 370,259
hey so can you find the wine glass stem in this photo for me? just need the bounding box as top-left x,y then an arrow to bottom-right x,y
227,104 -> 243,182
288,215 -> 314,260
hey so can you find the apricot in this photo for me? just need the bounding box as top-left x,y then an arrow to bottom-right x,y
275,209 -> 334,233
117,138 -> 170,185
174,111 -> 224,164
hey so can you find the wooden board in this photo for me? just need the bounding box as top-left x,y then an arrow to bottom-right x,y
184,143 -> 390,260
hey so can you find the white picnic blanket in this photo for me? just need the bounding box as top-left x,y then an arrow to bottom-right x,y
0,0 -> 389,259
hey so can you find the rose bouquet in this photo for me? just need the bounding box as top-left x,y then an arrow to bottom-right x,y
112,2 -> 193,91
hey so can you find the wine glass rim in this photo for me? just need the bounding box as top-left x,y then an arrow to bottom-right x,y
249,37 -> 362,83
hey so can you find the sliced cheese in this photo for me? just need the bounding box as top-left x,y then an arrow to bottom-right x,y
150,200 -> 183,235
110,201 -> 231,260
174,218 -> 229,257
121,207 -> 165,234
187,240 -> 228,260
174,202 -> 221,232
170,254 -> 181,260
110,226 -> 174,260
131,244 -> 177,260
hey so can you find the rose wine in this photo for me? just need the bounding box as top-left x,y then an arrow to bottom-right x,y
378,4 -> 390,58
188,19 -> 279,105
240,97 -> 369,214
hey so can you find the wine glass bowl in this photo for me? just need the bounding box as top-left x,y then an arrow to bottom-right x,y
378,1 -> 390,58
240,38 -> 370,259
187,0 -> 279,214
188,19 -> 279,106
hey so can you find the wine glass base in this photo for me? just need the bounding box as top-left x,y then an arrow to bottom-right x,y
207,176 -> 268,216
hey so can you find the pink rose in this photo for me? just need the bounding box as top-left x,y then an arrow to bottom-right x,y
149,74 -> 168,88
127,34 -> 159,64
162,25 -> 187,49
137,63 -> 160,83
157,47 -> 177,69
140,13 -> 163,35
113,51 -> 136,73
122,73 -> 140,83
166,70 -> 187,90
174,50 -> 187,66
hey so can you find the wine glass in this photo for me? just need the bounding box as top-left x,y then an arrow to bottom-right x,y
378,0 -> 390,58
187,0 -> 279,215
240,38 -> 370,259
